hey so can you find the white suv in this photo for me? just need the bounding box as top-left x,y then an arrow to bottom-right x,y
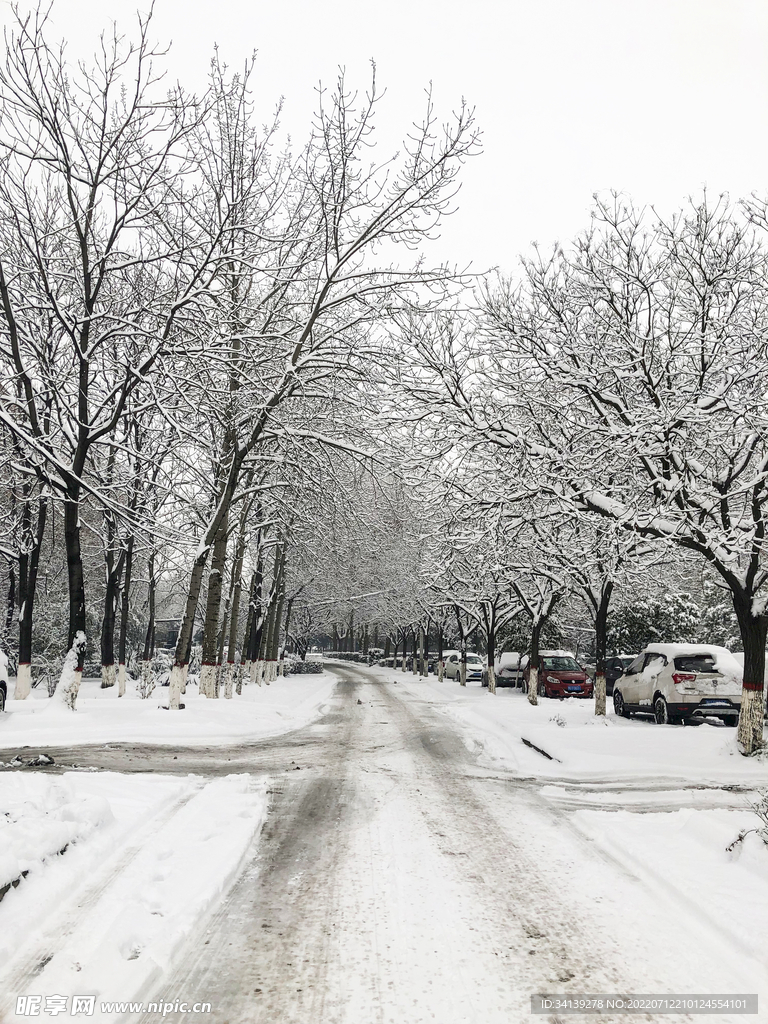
612,643 -> 742,725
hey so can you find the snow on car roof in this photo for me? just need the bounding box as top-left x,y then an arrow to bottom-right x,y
645,642 -> 742,676
496,652 -> 520,666
540,650 -> 576,658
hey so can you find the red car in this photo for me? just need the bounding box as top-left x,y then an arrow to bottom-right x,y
524,651 -> 593,699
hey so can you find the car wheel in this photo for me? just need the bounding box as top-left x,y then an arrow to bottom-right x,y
654,696 -> 672,725
613,690 -> 630,718
0,685 -> 5,713
538,681 -> 546,698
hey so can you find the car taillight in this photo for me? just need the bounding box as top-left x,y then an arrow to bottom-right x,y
672,672 -> 696,686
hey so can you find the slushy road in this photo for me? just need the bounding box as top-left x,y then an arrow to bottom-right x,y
135,664 -> 756,1024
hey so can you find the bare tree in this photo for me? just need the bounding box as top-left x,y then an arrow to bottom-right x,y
0,8 -> 217,702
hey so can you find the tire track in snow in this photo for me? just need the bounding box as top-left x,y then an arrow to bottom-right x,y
0,781 -> 204,1008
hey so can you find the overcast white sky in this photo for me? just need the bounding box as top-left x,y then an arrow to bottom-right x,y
7,0 -> 768,272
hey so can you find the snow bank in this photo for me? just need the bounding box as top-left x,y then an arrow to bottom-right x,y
0,671 -> 337,749
0,775 -> 113,891
0,772 -> 269,1022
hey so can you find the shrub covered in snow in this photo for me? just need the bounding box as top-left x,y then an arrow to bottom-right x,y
287,656 -> 323,674
727,791 -> 768,853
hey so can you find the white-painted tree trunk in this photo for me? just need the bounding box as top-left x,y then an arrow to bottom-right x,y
118,663 -> 126,698
241,661 -> 251,690
487,665 -> 496,694
52,632 -> 87,711
401,650 -> 407,672
527,666 -> 539,706
438,659 -> 444,682
253,659 -> 264,686
101,664 -> 116,690
738,687 -> 765,753
169,664 -> 188,709
223,662 -> 234,699
199,663 -> 217,699
594,671 -> 606,716
14,663 -> 31,700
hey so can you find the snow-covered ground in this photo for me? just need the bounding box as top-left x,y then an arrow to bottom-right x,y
0,671 -> 336,749
379,665 -> 768,786
2,663 -> 767,1022
369,664 -> 768,1017
0,771 -> 269,1022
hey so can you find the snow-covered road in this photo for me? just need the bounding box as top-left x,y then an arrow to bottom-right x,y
1,664 -> 765,1024
147,665 -> 764,1024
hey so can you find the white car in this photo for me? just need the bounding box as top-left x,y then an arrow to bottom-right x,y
612,643 -> 742,725
486,651 -> 523,687
444,651 -> 485,683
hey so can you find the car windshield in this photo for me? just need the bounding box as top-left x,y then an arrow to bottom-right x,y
674,654 -> 718,673
467,656 -> 483,665
542,657 -> 580,671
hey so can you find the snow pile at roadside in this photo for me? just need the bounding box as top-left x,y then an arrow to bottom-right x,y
0,772 -> 269,1022
571,805 -> 768,961
0,671 -> 337,749
0,775 -> 113,891
376,668 -> 768,785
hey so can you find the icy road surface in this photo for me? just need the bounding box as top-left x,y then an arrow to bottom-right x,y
2,663 -> 766,1024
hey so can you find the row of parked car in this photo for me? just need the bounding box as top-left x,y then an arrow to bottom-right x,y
379,642 -> 747,726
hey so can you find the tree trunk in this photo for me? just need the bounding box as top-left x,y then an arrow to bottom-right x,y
241,570 -> 257,687
419,625 -> 426,676
264,546 -> 285,683
270,588 -> 286,679
486,610 -> 497,694
15,490 -> 47,700
140,547 -> 156,692
223,525 -> 247,699
248,553 -> 265,686
438,626 -> 444,681
593,584 -> 612,717
4,562 -> 14,655
170,461 -> 240,709
117,537 -> 134,697
199,511 -> 229,699
733,593 -> 768,755
528,622 -> 540,706
53,631 -> 88,710
63,492 -> 87,673
100,538 -> 125,689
